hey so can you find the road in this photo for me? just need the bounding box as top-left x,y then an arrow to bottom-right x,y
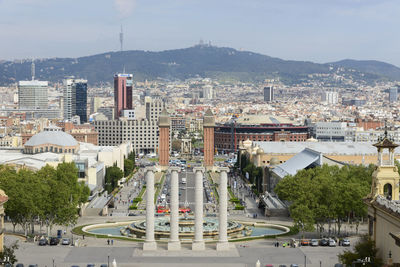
156,168 -> 216,213
8,234 -> 356,267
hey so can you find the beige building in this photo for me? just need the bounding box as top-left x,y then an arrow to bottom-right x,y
0,189 -> 7,253
366,135 -> 400,265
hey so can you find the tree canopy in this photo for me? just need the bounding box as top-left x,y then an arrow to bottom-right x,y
274,164 -> 374,234
0,162 -> 90,236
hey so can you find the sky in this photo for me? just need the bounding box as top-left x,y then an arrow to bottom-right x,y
0,0 -> 399,66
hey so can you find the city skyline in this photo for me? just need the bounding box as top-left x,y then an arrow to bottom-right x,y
0,0 -> 400,66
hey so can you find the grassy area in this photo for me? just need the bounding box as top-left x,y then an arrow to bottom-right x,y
215,157 -> 225,162
138,186 -> 146,199
148,157 -> 159,162
154,173 -> 166,204
208,172 -> 219,203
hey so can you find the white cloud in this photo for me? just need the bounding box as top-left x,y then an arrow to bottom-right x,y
114,0 -> 136,18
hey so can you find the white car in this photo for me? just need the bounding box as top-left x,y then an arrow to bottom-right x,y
329,239 -> 336,247
61,238 -> 70,245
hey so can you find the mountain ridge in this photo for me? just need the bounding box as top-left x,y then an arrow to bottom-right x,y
0,45 -> 399,85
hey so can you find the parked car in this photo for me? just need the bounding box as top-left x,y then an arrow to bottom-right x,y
100,264 -> 108,267
87,264 -> 95,267
15,264 -> 24,267
329,239 -> 337,247
290,265 -> 299,267
341,238 -> 350,246
28,265 -> 38,267
319,238 -> 329,246
49,237 -> 60,246
310,239 -> 319,246
300,239 -> 310,246
38,238 -> 48,246
62,238 -> 71,245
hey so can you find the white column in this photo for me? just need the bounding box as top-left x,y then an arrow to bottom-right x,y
378,149 -> 383,166
168,167 -> 181,250
217,167 -> 230,251
143,167 -> 157,250
192,167 -> 205,250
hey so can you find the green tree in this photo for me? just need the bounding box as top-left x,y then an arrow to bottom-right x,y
275,164 -> 372,235
127,150 -> 136,166
105,166 -> 123,193
0,241 -> 19,265
124,159 -> 134,177
338,235 -> 383,266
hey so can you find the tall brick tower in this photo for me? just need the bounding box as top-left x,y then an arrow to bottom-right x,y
158,109 -> 170,167
203,109 -> 215,168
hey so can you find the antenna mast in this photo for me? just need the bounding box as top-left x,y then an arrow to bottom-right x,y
120,25 -> 124,52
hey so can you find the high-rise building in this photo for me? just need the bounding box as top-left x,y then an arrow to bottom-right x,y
322,91 -> 338,105
145,97 -> 164,121
203,85 -> 213,100
389,87 -> 398,103
263,86 -> 274,102
63,78 -> 88,123
18,80 -> 48,109
114,74 -> 133,119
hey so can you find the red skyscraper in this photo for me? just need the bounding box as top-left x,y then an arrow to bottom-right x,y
114,73 -> 133,119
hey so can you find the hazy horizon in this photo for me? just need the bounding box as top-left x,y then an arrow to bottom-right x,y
1,0 -> 400,66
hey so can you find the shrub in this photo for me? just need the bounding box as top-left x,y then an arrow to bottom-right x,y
235,205 -> 245,210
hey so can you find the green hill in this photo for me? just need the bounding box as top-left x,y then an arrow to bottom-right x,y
0,45 -> 398,85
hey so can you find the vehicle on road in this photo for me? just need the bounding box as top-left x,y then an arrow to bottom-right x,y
181,177 -> 187,184
310,239 -> 318,246
61,238 -> 71,245
329,239 -> 337,247
38,238 -> 48,246
290,265 -> 299,267
49,237 -> 60,245
319,238 -> 329,246
341,238 -> 350,246
300,239 -> 310,246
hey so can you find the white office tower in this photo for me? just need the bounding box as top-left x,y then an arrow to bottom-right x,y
203,85 -> 213,100
17,60 -> 49,110
18,80 -> 49,109
322,91 -> 338,105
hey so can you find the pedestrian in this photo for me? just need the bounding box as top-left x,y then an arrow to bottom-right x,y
83,234 -> 85,240
111,239 -> 114,245
107,239 -> 110,245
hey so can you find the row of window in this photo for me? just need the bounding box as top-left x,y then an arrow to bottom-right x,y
25,146 -> 75,154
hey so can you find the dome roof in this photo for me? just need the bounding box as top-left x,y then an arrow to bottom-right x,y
25,130 -> 78,147
270,157 -> 280,166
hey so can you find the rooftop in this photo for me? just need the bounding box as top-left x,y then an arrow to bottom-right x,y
235,115 -> 293,125
254,141 -> 395,155
25,130 -> 78,147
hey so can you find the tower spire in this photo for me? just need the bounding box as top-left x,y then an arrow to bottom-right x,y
119,25 -> 124,52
